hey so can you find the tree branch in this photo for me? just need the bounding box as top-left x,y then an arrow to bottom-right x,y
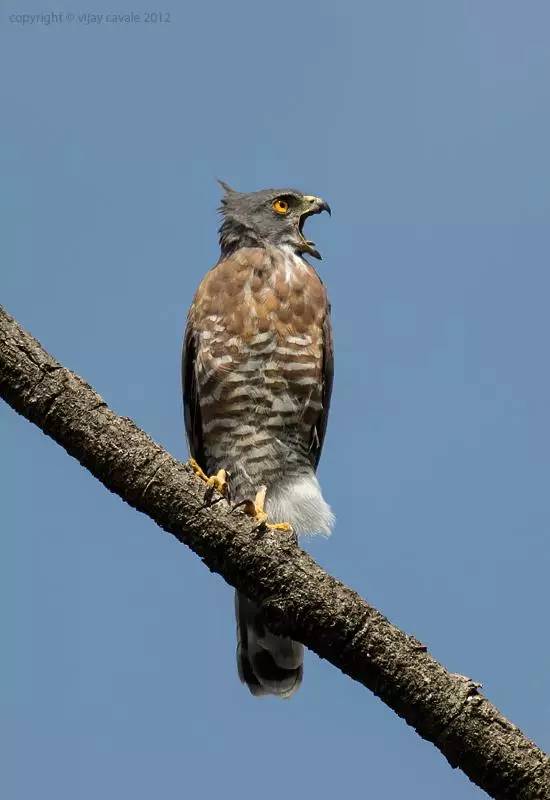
1,304 -> 549,800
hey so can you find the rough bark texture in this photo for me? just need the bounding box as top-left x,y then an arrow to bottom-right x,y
1,304 -> 549,800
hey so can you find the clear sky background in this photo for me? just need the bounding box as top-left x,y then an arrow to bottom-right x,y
1,2 -> 549,798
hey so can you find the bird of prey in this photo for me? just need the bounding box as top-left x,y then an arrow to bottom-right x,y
182,183 -> 334,698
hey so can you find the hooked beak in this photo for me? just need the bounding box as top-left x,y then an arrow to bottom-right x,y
298,195 -> 331,260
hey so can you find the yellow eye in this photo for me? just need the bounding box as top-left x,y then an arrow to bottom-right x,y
272,198 -> 289,214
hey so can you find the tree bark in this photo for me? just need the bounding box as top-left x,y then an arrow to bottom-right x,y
1,304 -> 549,800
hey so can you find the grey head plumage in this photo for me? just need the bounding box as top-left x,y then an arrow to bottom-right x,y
217,181 -> 331,260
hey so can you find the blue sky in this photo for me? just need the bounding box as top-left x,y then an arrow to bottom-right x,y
1,2 -> 549,798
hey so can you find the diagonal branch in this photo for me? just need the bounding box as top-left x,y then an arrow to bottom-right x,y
1,304 -> 549,800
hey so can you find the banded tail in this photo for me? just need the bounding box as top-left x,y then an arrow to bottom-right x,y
234,472 -> 333,698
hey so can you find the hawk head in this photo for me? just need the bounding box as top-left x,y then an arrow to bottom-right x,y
218,182 -> 331,260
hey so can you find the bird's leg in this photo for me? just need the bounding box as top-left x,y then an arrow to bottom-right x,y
242,485 -> 292,532
187,458 -> 229,497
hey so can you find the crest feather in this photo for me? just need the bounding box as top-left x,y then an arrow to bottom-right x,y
217,179 -> 238,196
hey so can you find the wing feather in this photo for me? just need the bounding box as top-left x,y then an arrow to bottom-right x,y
181,309 -> 206,467
310,304 -> 334,470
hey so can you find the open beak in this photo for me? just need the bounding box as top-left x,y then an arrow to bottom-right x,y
298,196 -> 331,260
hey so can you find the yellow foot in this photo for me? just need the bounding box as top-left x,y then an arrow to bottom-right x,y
187,458 -> 229,496
241,485 -> 293,532
266,521 -> 293,532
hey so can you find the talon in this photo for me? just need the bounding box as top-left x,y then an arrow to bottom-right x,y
241,486 -> 292,532
187,459 -> 229,497
206,469 -> 229,497
266,522 -> 293,532
241,498 -> 268,525
187,457 -> 208,482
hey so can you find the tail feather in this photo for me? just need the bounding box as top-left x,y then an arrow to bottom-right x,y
234,471 -> 333,698
235,591 -> 303,698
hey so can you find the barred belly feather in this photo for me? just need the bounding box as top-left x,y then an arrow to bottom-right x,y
190,245 -> 333,534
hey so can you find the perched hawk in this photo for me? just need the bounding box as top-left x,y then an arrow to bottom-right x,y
182,184 -> 334,698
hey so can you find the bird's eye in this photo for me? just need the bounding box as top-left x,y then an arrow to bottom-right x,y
272,198 -> 289,215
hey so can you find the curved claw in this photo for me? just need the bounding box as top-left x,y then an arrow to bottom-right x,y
241,486 -> 292,532
206,471 -> 228,496
240,499 -> 268,525
187,459 -> 229,498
